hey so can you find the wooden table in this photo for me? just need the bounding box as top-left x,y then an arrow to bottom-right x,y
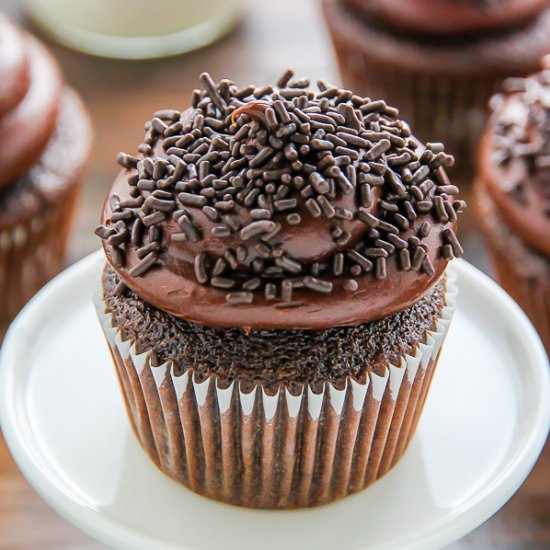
0,0 -> 547,548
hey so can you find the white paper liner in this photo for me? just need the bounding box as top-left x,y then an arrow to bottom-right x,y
0,187 -> 79,339
94,270 -> 457,508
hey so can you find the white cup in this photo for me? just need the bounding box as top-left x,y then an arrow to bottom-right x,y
24,0 -> 243,59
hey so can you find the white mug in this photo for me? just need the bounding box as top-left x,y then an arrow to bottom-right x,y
24,0 -> 243,59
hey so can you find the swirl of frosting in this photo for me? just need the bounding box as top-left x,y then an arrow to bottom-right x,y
345,0 -> 548,35
0,15 -> 63,188
480,70 -> 550,257
98,71 -> 465,329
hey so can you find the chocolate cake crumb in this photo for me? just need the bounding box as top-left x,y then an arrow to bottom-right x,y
102,264 -> 446,390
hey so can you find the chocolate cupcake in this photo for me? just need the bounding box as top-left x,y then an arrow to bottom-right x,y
0,15 -> 92,337
94,71 -> 464,508
477,70 -> 550,354
323,0 -> 550,177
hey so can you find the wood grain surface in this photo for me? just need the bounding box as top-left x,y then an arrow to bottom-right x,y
0,0 -> 547,548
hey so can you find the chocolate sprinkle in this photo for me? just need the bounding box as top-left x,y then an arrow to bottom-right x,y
492,72 -> 550,216
97,70 -> 464,305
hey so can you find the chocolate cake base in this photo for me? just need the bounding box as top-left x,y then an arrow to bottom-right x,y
0,88 -> 92,338
323,0 -> 550,178
476,184 -> 549,354
102,264 -> 446,391
97,268 -> 455,508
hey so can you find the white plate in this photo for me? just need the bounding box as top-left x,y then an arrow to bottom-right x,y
1,252 -> 549,550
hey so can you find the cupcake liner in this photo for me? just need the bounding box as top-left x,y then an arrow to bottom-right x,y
330,40 -> 501,175
0,185 -> 80,339
487,245 -> 549,354
94,271 -> 457,509
476,186 -> 550,354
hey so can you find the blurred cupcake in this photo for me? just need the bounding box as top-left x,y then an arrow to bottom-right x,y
0,15 -> 92,337
323,0 -> 550,177
94,71 -> 464,508
477,69 -> 550,353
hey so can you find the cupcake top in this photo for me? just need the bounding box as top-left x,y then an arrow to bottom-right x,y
345,0 -> 548,35
0,15 -> 63,188
480,69 -> 550,257
97,71 -> 464,329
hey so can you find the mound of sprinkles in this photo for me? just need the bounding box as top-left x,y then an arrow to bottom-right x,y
491,73 -> 550,214
96,70 -> 465,306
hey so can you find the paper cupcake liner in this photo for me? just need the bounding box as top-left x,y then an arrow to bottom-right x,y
94,272 -> 457,508
329,43 -> 501,175
0,185 -> 80,339
476,185 -> 550,354
487,245 -> 549,354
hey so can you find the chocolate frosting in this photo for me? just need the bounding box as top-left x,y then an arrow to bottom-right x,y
345,0 -> 549,35
0,89 -> 93,230
480,71 -> 550,257
0,16 -> 63,189
325,0 -> 550,77
98,72 -> 465,329
0,15 -> 29,117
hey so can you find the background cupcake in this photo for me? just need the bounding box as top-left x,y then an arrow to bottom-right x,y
323,0 -> 550,179
0,15 -> 92,338
476,70 -> 550,354
94,71 -> 464,508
